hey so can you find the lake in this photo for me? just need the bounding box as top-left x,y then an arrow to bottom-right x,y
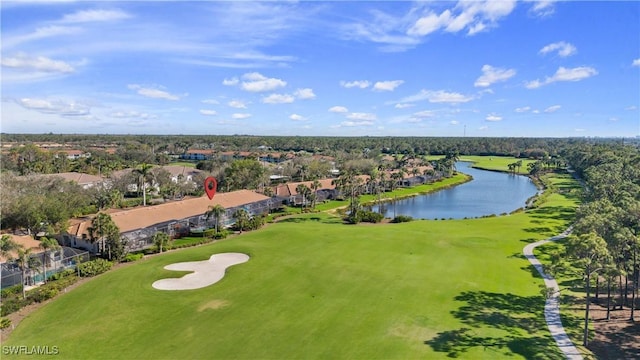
369,162 -> 538,219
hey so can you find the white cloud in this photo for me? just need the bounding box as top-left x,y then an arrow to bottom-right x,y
395,103 -> 414,109
539,41 -> 577,57
15,98 -> 90,116
625,105 -> 637,111
340,120 -> 374,127
574,128 -> 586,132
232,113 -> 251,119
474,65 -> 516,87
399,89 -> 474,104
525,66 -> 598,89
262,93 -> 295,104
109,110 -> 156,119
240,72 -> 286,92
346,112 -> 377,121
294,88 -> 316,99
127,84 -> 182,101
2,53 -> 75,73
223,77 -> 239,86
200,109 -> 217,116
479,125 -> 489,130
609,117 -> 618,122
633,59 -> 640,67
485,113 -> 502,121
228,100 -> 248,109
544,105 -> 561,113
532,109 -> 540,114
340,80 -> 370,89
515,106 -> 531,113
329,106 -> 348,113
289,114 -> 306,121
450,120 -> 459,125
412,110 -> 435,118
201,99 -> 219,105
408,10 -> 453,36
61,9 -> 131,23
408,0 -> 516,37
526,0 -> 557,17
373,80 -> 404,92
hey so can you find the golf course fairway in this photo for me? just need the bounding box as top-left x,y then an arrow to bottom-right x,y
3,173 -> 581,359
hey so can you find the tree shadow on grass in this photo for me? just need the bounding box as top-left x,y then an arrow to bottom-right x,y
425,291 -> 565,359
527,206 -> 575,222
276,215 -> 342,225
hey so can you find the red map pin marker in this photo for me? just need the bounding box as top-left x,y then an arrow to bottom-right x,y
204,177 -> 217,200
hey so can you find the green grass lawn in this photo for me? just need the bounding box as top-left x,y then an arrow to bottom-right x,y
427,155 -> 536,175
168,160 -> 197,168
5,173 -> 583,359
458,155 -> 536,175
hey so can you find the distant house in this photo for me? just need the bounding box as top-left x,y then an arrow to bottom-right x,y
57,149 -> 91,160
161,165 -> 203,183
38,172 -> 105,189
273,178 -> 338,205
180,149 -> 215,161
60,190 -> 281,254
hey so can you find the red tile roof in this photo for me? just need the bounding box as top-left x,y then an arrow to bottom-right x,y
68,190 -> 270,236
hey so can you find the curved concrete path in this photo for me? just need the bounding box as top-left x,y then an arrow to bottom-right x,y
523,228 -> 583,360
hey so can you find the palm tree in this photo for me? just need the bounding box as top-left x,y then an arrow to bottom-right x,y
233,208 -> 250,234
311,180 -> 321,209
296,184 -> 311,211
0,234 -> 22,261
153,232 -> 171,253
133,163 -> 155,206
15,248 -> 40,300
90,212 -> 121,260
39,237 -> 61,284
205,204 -> 226,233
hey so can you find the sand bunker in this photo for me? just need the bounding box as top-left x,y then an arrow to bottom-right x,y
152,253 -> 250,291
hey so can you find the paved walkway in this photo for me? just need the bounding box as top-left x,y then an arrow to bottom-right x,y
523,228 -> 583,360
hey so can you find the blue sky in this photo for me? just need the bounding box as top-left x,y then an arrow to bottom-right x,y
2,1 -> 639,137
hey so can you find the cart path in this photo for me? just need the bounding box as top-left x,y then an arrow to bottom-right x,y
523,228 -> 583,360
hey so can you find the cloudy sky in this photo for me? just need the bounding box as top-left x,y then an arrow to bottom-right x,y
2,1 -> 639,137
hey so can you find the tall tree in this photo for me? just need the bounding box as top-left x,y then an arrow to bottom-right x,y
15,248 -> 40,300
565,232 -> 611,346
0,234 -> 22,261
39,237 -> 61,284
133,163 -> 155,206
205,204 -> 226,233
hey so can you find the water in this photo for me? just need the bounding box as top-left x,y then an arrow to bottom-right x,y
369,162 -> 538,220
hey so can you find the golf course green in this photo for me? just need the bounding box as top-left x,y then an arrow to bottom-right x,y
4,173 -> 582,359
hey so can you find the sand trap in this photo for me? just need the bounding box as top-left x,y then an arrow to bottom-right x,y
152,253 -> 250,291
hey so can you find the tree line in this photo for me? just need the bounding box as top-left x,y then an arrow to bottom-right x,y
555,143 -> 640,346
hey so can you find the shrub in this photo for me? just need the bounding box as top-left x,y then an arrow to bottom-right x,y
213,230 -> 228,239
1,284 -> 22,299
0,318 -> 11,330
47,268 -> 75,281
391,215 -> 413,223
0,297 -> 32,317
359,211 -> 384,223
123,253 -> 144,262
30,287 -> 59,303
78,259 -> 113,277
120,198 -> 142,208
203,229 -> 216,238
